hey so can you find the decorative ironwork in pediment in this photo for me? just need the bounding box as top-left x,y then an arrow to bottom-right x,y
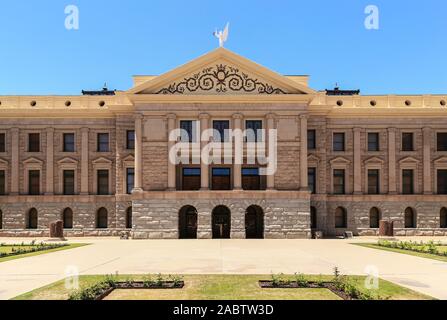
156,64 -> 288,95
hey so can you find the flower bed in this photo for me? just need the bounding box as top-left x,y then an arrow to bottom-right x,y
377,240 -> 447,257
0,241 -> 69,258
69,274 -> 185,300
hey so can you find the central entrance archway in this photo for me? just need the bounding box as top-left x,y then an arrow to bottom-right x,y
245,205 -> 264,239
179,206 -> 198,239
212,206 -> 231,239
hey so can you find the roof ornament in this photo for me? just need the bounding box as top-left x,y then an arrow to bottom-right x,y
213,23 -> 230,48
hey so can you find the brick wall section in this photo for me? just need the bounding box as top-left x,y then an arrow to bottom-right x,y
143,143 -> 168,191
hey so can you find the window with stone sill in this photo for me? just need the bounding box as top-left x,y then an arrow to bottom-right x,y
402,133 -> 414,152
0,170 -> 5,195
0,133 -> 5,153
97,133 -> 109,152
126,130 -> 135,150
28,133 -> 40,153
437,133 -> 447,152
63,170 -> 75,195
308,130 -> 316,150
367,169 -> 380,194
126,168 -> 135,194
333,169 -> 345,195
402,169 -> 414,195
97,170 -> 109,195
63,133 -> 75,152
333,133 -> 345,152
28,170 -> 40,195
368,133 -> 380,152
437,169 -> 447,195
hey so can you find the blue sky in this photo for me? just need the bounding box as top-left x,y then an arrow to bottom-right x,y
0,0 -> 446,95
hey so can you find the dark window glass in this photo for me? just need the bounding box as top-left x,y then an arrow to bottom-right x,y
126,207 -> 133,229
368,169 -> 380,194
308,130 -> 316,150
404,207 -> 416,228
28,170 -> 40,195
28,133 -> 40,152
126,168 -> 135,194
97,170 -> 109,195
180,121 -> 194,143
402,133 -> 414,151
212,168 -> 231,190
370,207 -> 381,228
0,170 -> 5,195
63,133 -> 75,152
335,207 -> 347,228
182,168 -> 201,191
27,208 -> 38,229
437,133 -> 447,152
63,208 -> 73,229
311,207 -> 317,229
96,208 -> 108,229
242,168 -> 262,190
308,167 -> 317,194
63,170 -> 75,195
213,121 -> 230,143
333,133 -> 345,152
246,120 -> 263,143
97,133 -> 109,152
0,210 -> 2,229
127,130 -> 135,150
0,133 -> 5,153
333,169 -> 345,195
440,208 -> 447,229
437,170 -> 447,195
402,169 -> 414,194
368,133 -> 379,151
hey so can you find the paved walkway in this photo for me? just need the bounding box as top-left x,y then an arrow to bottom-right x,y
0,237 -> 447,300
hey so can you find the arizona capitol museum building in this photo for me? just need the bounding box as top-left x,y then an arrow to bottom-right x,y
0,48 -> 446,239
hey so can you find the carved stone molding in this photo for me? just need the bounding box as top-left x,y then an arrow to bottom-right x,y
156,64 -> 287,95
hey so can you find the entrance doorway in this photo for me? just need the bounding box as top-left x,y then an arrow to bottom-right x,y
212,206 -> 231,239
245,205 -> 264,239
179,206 -> 198,239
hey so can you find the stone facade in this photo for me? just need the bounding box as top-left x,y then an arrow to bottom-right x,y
0,48 -> 446,239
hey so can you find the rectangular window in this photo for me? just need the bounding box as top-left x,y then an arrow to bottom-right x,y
246,120 -> 263,143
437,170 -> 447,195
402,133 -> 414,151
308,130 -> 316,150
0,170 -> 5,195
126,168 -> 135,194
0,133 -> 5,153
213,121 -> 230,143
212,168 -> 231,190
308,167 -> 317,194
242,168 -> 262,190
63,170 -> 75,195
333,169 -> 345,195
333,133 -> 345,152
402,169 -> 414,194
182,168 -> 201,191
368,133 -> 380,152
97,133 -> 109,152
63,133 -> 75,152
437,133 -> 447,152
368,169 -> 380,194
97,170 -> 109,195
28,170 -> 40,195
126,130 -> 135,150
28,133 -> 40,152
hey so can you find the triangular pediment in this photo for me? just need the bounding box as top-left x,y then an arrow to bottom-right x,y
23,157 -> 43,165
399,156 -> 420,164
57,157 -> 78,165
128,48 -> 314,95
364,156 -> 385,165
308,154 -> 320,164
434,156 -> 447,165
92,157 -> 113,165
330,157 -> 351,165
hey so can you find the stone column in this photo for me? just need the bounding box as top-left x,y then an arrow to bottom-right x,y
423,127 -> 432,194
388,128 -> 397,194
80,127 -> 89,195
11,128 -> 19,195
233,113 -> 243,190
200,113 -> 210,190
299,114 -> 309,191
167,113 -> 177,191
266,113 -> 276,190
45,128 -> 54,195
353,127 -> 362,194
133,114 -> 143,193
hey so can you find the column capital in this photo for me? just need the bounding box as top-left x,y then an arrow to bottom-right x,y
299,113 -> 309,120
353,127 -> 362,133
387,127 -> 397,133
81,127 -> 90,134
422,126 -> 432,133
134,113 -> 144,120
199,113 -> 210,120
232,113 -> 244,120
11,127 -> 19,134
166,113 -> 177,120
46,127 -> 55,133
266,113 -> 277,120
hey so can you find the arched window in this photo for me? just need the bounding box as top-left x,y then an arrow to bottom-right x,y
245,205 -> 264,239
126,207 -> 133,229
369,207 -> 381,229
404,207 -> 416,228
0,210 -> 3,229
96,208 -> 108,229
335,207 -> 347,228
440,208 -> 447,229
27,208 -> 38,229
179,205 -> 198,239
62,208 -> 73,229
310,206 -> 317,229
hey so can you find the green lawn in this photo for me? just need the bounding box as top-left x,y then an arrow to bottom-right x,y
356,243 -> 447,263
13,274 -> 433,301
0,243 -> 88,263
